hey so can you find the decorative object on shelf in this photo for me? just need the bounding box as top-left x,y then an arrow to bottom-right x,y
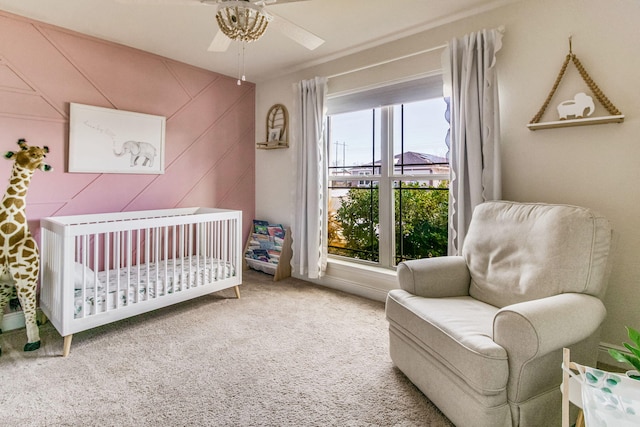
268,127 -> 281,143
557,92 -> 595,120
257,104 -> 289,149
244,219 -> 292,281
528,36 -> 624,130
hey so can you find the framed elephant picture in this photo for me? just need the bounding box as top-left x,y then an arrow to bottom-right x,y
69,103 -> 166,174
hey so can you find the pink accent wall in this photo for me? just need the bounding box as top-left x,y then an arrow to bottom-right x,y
0,11 -> 255,244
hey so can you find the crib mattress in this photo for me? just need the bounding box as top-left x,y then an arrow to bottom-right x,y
74,256 -> 235,318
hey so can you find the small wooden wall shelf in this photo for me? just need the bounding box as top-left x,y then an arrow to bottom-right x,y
527,115 -> 625,131
528,37 -> 624,131
257,104 -> 289,149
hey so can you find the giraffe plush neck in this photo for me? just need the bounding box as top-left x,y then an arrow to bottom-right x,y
0,139 -> 51,356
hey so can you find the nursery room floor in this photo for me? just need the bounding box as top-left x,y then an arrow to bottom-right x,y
0,269 -> 453,427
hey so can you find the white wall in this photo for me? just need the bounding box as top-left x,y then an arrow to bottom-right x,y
255,0 -> 640,363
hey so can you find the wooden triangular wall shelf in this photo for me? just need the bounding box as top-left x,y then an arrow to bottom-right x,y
527,38 -> 624,130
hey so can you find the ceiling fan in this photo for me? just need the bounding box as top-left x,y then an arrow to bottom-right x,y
117,0 -> 325,52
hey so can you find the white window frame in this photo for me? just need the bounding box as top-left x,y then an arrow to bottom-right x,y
326,75 -> 449,269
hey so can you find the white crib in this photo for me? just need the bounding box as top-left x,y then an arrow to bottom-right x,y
39,207 -> 242,357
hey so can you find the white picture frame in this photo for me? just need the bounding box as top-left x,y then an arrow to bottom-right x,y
268,127 -> 282,142
69,103 -> 166,174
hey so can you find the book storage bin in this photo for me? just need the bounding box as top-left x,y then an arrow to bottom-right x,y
244,220 -> 292,281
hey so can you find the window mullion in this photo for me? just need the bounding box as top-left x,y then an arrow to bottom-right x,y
378,106 -> 393,268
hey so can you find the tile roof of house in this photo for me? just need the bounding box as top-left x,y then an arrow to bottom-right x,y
347,151 -> 448,169
395,151 -> 448,165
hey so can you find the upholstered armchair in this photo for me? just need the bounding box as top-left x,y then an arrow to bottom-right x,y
386,201 -> 613,427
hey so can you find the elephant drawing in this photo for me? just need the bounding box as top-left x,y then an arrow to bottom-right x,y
557,92 -> 595,120
113,140 -> 157,167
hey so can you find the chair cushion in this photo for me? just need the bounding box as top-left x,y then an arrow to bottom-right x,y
464,201 -> 611,308
386,289 -> 508,394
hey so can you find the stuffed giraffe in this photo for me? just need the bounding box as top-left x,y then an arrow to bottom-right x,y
0,139 -> 51,356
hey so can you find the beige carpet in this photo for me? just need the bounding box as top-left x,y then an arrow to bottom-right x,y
0,270 -> 453,426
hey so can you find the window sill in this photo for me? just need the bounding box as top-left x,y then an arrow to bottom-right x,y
293,257 -> 398,302
327,257 -> 396,277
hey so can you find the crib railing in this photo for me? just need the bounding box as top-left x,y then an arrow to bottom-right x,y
39,208 -> 242,336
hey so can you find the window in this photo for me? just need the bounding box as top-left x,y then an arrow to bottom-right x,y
326,77 -> 449,268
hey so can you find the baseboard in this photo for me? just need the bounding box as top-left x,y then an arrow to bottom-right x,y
1,309 -> 48,333
307,273 -> 390,302
1,310 -> 26,332
292,260 -> 394,302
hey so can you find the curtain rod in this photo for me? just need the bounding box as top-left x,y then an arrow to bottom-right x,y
326,26 -> 505,80
327,43 -> 448,80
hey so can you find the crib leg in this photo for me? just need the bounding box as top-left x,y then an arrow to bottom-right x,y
234,285 -> 241,299
62,335 -> 73,357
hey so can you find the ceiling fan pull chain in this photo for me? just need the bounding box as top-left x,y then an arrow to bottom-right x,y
237,41 -> 242,85
242,42 -> 247,83
236,41 -> 248,86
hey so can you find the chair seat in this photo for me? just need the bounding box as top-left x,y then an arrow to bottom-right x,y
386,289 -> 508,394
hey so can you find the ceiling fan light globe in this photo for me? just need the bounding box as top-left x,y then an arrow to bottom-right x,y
215,3 -> 269,43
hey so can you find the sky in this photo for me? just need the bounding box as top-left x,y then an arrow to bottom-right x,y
328,98 -> 450,167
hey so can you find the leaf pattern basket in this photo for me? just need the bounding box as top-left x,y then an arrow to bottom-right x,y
567,362 -> 640,426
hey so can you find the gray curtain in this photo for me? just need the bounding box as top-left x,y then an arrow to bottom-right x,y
292,76 -> 328,279
445,28 -> 503,255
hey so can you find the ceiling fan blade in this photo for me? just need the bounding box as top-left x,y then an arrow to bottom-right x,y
208,29 -> 232,52
268,11 -> 324,50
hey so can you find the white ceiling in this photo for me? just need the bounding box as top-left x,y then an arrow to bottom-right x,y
0,0 -> 515,82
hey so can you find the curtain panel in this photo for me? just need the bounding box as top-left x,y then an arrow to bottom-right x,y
292,77 -> 328,279
444,28 -> 504,255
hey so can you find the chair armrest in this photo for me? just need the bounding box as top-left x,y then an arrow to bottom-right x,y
493,293 -> 606,360
396,256 -> 470,297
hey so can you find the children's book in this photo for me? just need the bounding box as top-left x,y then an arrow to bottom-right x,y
253,220 -> 269,235
267,225 -> 286,239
